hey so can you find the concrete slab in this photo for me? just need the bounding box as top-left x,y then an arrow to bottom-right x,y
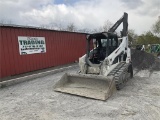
0,65 -> 77,88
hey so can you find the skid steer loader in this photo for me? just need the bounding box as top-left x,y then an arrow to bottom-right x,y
54,12 -> 133,100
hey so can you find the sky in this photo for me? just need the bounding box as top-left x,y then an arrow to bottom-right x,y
0,0 -> 159,35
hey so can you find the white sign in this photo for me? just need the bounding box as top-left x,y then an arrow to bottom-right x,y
18,36 -> 46,55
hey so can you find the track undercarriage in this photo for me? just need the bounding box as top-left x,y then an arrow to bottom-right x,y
108,62 -> 133,90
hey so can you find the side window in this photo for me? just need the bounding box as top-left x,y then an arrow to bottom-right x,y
101,38 -> 118,47
101,39 -> 107,47
112,38 -> 117,46
108,39 -> 111,46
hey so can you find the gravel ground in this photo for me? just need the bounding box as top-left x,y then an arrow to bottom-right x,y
131,49 -> 160,71
0,67 -> 160,120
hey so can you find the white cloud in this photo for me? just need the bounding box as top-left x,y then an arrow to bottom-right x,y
0,0 -> 159,34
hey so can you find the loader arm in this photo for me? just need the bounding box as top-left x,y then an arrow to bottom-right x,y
109,12 -> 128,37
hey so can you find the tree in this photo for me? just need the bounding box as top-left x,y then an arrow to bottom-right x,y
55,23 -> 66,31
66,23 -> 76,32
128,29 -> 137,45
136,31 -> 160,45
0,19 -> 13,24
152,16 -> 160,35
103,20 -> 113,32
77,28 -> 91,33
40,24 -> 49,29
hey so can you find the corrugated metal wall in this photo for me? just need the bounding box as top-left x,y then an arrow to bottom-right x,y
0,26 -> 86,79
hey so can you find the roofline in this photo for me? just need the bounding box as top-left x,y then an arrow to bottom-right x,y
0,23 -> 88,35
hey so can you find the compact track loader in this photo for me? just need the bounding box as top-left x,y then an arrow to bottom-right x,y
54,12 -> 133,100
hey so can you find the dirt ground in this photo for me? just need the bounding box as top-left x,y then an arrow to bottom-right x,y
0,66 -> 160,120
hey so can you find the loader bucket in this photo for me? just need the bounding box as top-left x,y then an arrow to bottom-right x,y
54,73 -> 116,100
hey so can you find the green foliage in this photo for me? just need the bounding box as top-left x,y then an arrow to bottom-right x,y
136,31 -> 160,45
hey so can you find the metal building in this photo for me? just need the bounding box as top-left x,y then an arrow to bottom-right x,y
0,24 -> 86,79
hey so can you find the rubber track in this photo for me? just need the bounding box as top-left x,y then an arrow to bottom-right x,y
108,62 -> 130,90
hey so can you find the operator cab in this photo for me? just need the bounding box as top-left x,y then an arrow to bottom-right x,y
86,32 -> 118,64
